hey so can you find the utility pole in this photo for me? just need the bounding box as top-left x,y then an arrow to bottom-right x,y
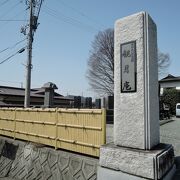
23,0 -> 43,107
24,0 -> 33,108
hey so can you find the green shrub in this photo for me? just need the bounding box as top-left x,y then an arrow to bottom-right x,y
161,88 -> 180,115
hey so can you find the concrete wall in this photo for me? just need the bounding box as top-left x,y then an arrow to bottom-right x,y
0,136 -> 98,180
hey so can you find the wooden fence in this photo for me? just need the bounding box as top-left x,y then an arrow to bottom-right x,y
0,108 -> 106,157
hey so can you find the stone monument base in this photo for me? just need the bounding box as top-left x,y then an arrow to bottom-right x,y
97,165 -> 176,180
99,143 -> 175,180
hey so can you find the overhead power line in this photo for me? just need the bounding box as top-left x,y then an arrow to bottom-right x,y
43,5 -> 98,33
37,0 -> 43,19
0,1 -> 22,19
0,8 -> 28,32
0,0 -> 10,8
57,0 -> 106,29
0,47 -> 26,65
0,19 -> 28,22
0,38 -> 27,54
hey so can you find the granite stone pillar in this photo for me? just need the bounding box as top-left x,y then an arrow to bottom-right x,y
98,12 -> 176,180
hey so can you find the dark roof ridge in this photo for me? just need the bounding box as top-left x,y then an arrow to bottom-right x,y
0,85 -> 25,90
0,85 -> 37,91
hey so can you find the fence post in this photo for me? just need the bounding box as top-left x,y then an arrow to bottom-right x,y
102,108 -> 106,144
55,108 -> 58,149
13,108 -> 17,139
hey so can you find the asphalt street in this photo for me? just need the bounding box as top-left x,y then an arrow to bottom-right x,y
160,118 -> 180,179
160,119 -> 180,156
106,118 -> 180,155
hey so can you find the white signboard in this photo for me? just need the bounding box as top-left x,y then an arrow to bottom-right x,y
121,41 -> 137,92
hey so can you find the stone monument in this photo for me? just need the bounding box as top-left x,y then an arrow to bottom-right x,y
42,82 -> 58,108
98,12 -> 176,180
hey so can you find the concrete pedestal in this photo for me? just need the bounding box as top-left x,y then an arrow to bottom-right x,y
98,165 -> 176,180
99,143 -> 175,180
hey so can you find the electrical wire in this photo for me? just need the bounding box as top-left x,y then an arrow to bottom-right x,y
0,19 -> 28,22
46,5 -> 98,31
0,1 -> 22,19
0,38 -> 27,54
0,0 -> 10,8
37,0 -> 43,19
57,0 -> 106,29
0,47 -> 26,65
43,9 -> 93,33
43,6 -> 98,33
0,8 -> 27,32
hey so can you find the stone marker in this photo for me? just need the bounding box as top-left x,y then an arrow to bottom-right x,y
114,11 -> 159,150
42,82 -> 58,108
98,12 -> 176,180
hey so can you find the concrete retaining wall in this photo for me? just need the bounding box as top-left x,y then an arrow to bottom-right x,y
0,136 -> 98,180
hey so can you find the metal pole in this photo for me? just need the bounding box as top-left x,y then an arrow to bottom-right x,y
24,0 -> 33,107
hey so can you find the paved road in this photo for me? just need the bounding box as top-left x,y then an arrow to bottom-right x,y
160,118 -> 180,179
106,118 -> 180,156
160,119 -> 180,156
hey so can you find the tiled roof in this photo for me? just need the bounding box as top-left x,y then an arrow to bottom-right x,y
159,74 -> 180,82
0,86 -> 26,96
0,85 -> 70,100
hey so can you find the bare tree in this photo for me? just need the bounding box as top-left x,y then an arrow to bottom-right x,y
87,29 -> 170,96
158,50 -> 170,78
86,29 -> 114,96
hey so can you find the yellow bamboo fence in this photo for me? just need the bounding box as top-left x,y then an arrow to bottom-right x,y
0,108 -> 106,157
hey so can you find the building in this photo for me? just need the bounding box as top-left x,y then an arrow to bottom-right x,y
159,74 -> 180,95
0,85 -> 72,107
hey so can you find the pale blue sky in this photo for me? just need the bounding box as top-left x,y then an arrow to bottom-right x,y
0,0 -> 180,98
